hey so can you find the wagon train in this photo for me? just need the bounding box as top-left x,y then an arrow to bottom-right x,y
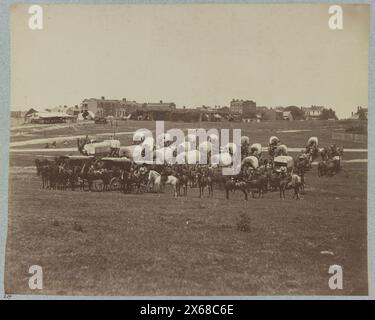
35,134 -> 344,199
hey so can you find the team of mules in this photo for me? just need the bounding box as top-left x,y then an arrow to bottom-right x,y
35,158 -> 306,200
34,134 -> 344,200
35,158 -> 81,190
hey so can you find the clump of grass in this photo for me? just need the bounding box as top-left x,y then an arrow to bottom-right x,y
237,213 -> 251,232
73,222 -> 84,233
51,219 -> 60,227
198,203 -> 206,209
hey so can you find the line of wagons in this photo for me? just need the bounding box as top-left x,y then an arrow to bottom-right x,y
55,153 -> 296,193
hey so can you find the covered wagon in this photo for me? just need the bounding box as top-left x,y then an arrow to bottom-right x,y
97,157 -> 133,191
273,155 -> 294,173
211,152 -> 233,167
241,155 -> 259,169
83,139 -> 121,157
250,143 -> 262,158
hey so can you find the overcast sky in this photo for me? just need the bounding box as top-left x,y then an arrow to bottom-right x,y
11,4 -> 369,118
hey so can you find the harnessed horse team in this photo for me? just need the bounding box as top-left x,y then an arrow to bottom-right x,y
34,134 -> 344,200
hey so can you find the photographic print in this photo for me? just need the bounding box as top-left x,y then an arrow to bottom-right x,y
3,3 -> 370,296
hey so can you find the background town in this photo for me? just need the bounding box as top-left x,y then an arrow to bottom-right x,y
10,96 -> 368,125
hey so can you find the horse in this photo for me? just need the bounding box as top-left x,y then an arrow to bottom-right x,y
131,166 -> 149,193
207,166 -> 226,190
88,166 -> 110,191
268,143 -> 278,158
224,177 -> 248,200
305,144 -> 319,162
326,158 -> 340,176
80,162 -> 110,192
176,172 -> 189,196
57,164 -> 79,191
267,170 -> 280,191
70,166 -> 81,191
247,173 -> 268,198
196,169 -> 213,198
294,159 -> 306,193
119,169 -> 132,193
57,164 -> 70,190
320,147 -> 330,161
160,171 -> 179,198
35,158 -> 56,189
47,163 -> 59,190
318,158 -> 340,177
279,171 -> 290,199
120,166 -> 146,193
35,158 -> 42,176
290,174 -> 302,200
317,160 -> 327,177
147,169 -> 162,193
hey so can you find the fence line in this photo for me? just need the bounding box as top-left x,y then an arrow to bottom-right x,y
332,132 -> 367,143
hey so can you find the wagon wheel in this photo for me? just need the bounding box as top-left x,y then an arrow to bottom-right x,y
82,179 -> 90,191
110,177 -> 121,191
138,182 -> 148,194
93,179 -> 104,192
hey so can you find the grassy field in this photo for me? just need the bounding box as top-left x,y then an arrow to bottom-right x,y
5,164 -> 367,296
5,119 -> 368,296
9,119 -> 367,167
10,119 -> 367,147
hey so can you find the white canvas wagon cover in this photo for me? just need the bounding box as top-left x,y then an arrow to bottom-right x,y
60,155 -> 94,160
274,155 -> 294,168
101,157 -> 132,163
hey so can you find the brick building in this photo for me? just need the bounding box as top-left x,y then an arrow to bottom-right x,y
81,97 -> 175,120
230,99 -> 256,118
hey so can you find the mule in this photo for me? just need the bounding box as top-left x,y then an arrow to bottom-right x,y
290,174 -> 302,200
279,172 -> 290,199
224,178 -> 248,200
196,171 -> 213,198
247,174 -> 268,198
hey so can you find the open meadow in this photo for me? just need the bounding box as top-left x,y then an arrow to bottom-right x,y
5,119 -> 368,295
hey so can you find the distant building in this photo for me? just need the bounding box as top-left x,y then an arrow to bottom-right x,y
350,106 -> 368,120
218,106 -> 230,114
256,106 -> 269,120
82,97 -> 140,118
87,97 -> 122,117
256,106 -> 269,113
143,101 -> 176,112
10,110 -> 27,118
24,108 -> 38,122
82,97 -> 176,120
51,105 -> 69,113
282,111 -> 294,121
81,97 -> 116,115
26,111 -> 75,124
140,101 -> 176,120
118,99 -> 142,117
81,98 -> 98,114
66,105 -> 81,116
262,109 -> 277,121
276,110 -> 284,120
303,105 -> 324,120
230,99 -> 256,118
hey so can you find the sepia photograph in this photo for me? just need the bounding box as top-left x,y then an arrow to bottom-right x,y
4,3 -> 370,296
